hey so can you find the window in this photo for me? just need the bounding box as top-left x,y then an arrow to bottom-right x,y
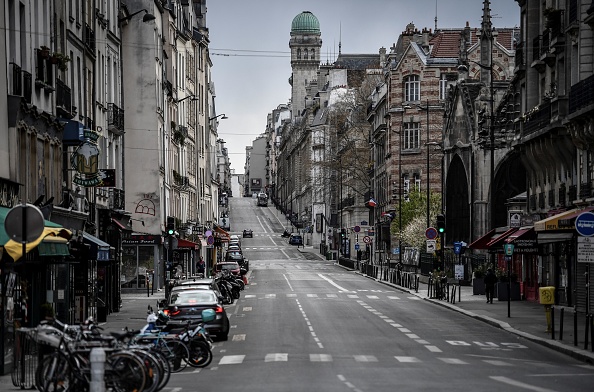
439,74 -> 448,100
404,75 -> 420,102
403,122 -> 420,149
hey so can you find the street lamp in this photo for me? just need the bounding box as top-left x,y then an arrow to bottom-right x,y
175,95 -> 199,104
209,113 -> 228,121
119,9 -> 156,25
417,100 -> 431,228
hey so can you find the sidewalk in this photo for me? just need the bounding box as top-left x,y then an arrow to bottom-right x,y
297,245 -> 594,365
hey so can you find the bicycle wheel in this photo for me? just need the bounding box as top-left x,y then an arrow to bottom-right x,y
149,348 -> 171,391
131,349 -> 162,392
187,340 -> 213,368
159,340 -> 189,373
36,352 -> 73,392
107,351 -> 147,392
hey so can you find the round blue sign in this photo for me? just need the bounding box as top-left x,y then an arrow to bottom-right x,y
575,212 -> 594,237
355,243 -> 360,250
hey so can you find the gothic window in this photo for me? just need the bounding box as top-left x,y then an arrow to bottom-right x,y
403,122 -> 420,150
303,49 -> 308,60
404,75 -> 420,102
310,49 -> 315,60
297,49 -> 301,59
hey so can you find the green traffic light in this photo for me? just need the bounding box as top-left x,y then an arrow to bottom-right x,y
167,229 -> 174,235
438,227 -> 445,233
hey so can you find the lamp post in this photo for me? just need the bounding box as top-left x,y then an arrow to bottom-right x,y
118,9 -> 156,25
417,100 -> 431,228
209,113 -> 228,122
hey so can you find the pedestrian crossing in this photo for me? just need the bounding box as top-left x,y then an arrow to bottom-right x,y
211,353 -> 529,366
239,292 -> 416,301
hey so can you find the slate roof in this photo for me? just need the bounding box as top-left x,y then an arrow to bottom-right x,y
334,54 -> 381,70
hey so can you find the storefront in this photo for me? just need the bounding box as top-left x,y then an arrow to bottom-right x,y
121,234 -> 163,291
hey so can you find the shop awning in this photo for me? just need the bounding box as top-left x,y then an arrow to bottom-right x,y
83,232 -> 112,261
213,224 -> 230,241
0,206 -> 72,262
534,207 -> 594,231
468,228 -> 497,250
111,217 -> 132,231
177,238 -> 200,249
38,236 -> 70,257
505,227 -> 538,254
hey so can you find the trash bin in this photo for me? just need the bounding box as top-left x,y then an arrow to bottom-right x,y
326,251 -> 331,260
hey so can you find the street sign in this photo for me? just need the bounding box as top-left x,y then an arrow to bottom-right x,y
354,225 -> 361,233
4,204 -> 45,243
577,237 -> 594,263
575,212 -> 594,237
503,243 -> 515,256
425,227 -> 437,240
207,235 -> 214,246
453,241 -> 462,255
363,236 -> 372,244
426,240 -> 436,253
455,265 -> 464,280
355,243 -> 360,250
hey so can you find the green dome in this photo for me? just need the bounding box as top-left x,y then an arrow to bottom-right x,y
291,11 -> 320,34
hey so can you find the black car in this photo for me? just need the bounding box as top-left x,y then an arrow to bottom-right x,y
163,289 -> 230,341
242,229 -> 253,238
289,233 -> 303,246
225,252 -> 249,271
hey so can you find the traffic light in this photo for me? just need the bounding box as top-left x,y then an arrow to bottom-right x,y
341,229 -> 346,238
436,214 -> 446,233
166,216 -> 175,236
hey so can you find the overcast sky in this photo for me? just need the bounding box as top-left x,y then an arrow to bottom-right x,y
206,0 -> 520,174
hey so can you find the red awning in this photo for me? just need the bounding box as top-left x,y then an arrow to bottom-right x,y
468,228 -> 497,250
177,238 -> 199,249
214,225 -> 230,241
505,227 -> 538,254
486,228 -> 518,249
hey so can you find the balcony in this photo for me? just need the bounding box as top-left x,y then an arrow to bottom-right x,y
523,101 -> 551,137
84,23 -> 96,53
108,103 -> 124,134
569,185 -> 577,202
173,170 -> 189,187
173,126 -> 188,144
569,74 -> 594,114
56,79 -> 74,119
10,63 -> 22,96
109,188 -> 125,210
580,182 -> 592,199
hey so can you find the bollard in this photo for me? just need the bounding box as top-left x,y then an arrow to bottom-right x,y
428,278 -> 433,298
559,307 -> 564,341
591,315 -> 594,353
458,282 -> 461,303
574,310 -> 578,347
545,305 -> 552,333
551,306 -> 555,340
415,276 -> 419,293
585,314 -> 590,351
90,347 -> 106,392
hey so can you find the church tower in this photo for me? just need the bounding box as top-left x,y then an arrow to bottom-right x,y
289,11 -> 322,119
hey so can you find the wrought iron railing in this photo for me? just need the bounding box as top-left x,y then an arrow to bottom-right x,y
109,188 -> 125,210
108,103 -> 124,131
523,101 -> 551,136
56,79 -> 72,114
569,74 -> 594,114
580,182 -> 592,199
84,23 -> 96,52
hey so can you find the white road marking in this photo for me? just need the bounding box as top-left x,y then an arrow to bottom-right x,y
307,294 -> 318,298
425,345 -> 442,353
286,293 -> 297,297
327,294 -> 338,298
353,355 -> 378,362
394,356 -> 420,363
347,295 -> 359,299
366,295 -> 379,299
406,334 -> 420,339
232,334 -> 246,341
484,360 -> 513,366
243,307 -> 252,311
219,355 -> 245,365
387,296 -> 400,300
265,353 -> 288,362
310,354 -> 332,362
318,273 -> 350,292
244,295 -> 256,298
490,376 -> 558,392
265,294 -> 277,298
398,328 -> 411,333
415,339 -> 430,345
439,358 -> 468,365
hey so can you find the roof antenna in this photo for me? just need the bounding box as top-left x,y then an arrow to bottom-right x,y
434,0 -> 438,31
339,22 -> 342,56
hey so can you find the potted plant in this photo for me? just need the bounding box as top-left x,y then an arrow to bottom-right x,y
496,268 -> 521,301
472,265 -> 486,295
39,45 -> 51,59
52,52 -> 71,71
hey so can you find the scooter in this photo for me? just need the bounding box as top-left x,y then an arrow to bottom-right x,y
281,230 -> 290,238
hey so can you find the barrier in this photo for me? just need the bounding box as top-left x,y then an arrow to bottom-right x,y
11,328 -> 39,389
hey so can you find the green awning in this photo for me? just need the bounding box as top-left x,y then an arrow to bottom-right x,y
38,238 -> 70,256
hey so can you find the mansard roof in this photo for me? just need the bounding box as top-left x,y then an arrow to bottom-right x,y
334,54 -> 380,70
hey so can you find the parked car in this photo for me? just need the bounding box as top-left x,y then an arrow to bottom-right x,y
168,278 -> 222,300
229,234 -> 241,247
289,233 -> 303,246
162,289 -> 230,341
225,251 -> 249,271
215,262 -> 241,276
227,244 -> 242,253
242,229 -> 253,238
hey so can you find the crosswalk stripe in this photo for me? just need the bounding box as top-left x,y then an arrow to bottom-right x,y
395,356 -> 421,363
353,355 -> 378,362
483,360 -> 512,366
219,355 -> 245,365
265,353 -> 288,362
439,358 -> 468,364
310,354 -> 332,362
425,345 -> 442,353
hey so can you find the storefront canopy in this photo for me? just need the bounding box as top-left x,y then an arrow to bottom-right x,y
0,206 -> 72,262
177,238 -> 200,250
504,227 -> 538,254
83,232 -> 112,261
213,224 -> 230,242
534,207 -> 594,231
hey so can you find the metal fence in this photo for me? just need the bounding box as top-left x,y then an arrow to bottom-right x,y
11,328 -> 39,389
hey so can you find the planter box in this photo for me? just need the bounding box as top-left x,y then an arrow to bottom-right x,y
472,278 -> 485,295
496,282 -> 521,301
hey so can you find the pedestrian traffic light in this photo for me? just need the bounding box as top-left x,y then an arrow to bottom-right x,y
166,216 -> 175,236
436,214 -> 446,233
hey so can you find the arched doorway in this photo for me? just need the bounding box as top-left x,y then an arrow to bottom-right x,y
445,155 -> 470,245
493,153 -> 526,228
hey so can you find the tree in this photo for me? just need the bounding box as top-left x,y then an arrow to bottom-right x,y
392,189 -> 442,249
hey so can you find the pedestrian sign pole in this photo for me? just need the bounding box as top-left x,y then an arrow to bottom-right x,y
503,243 -> 515,318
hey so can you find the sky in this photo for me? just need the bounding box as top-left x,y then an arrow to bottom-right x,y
206,0 -> 521,174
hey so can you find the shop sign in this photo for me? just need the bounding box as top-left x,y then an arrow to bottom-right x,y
122,234 -> 161,245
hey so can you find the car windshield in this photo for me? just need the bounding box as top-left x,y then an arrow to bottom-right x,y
170,291 -> 217,305
227,252 -> 242,259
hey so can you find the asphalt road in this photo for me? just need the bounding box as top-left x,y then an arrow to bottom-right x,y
165,196 -> 594,392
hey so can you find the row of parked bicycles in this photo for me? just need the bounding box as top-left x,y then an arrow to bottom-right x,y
31,305 -> 217,392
